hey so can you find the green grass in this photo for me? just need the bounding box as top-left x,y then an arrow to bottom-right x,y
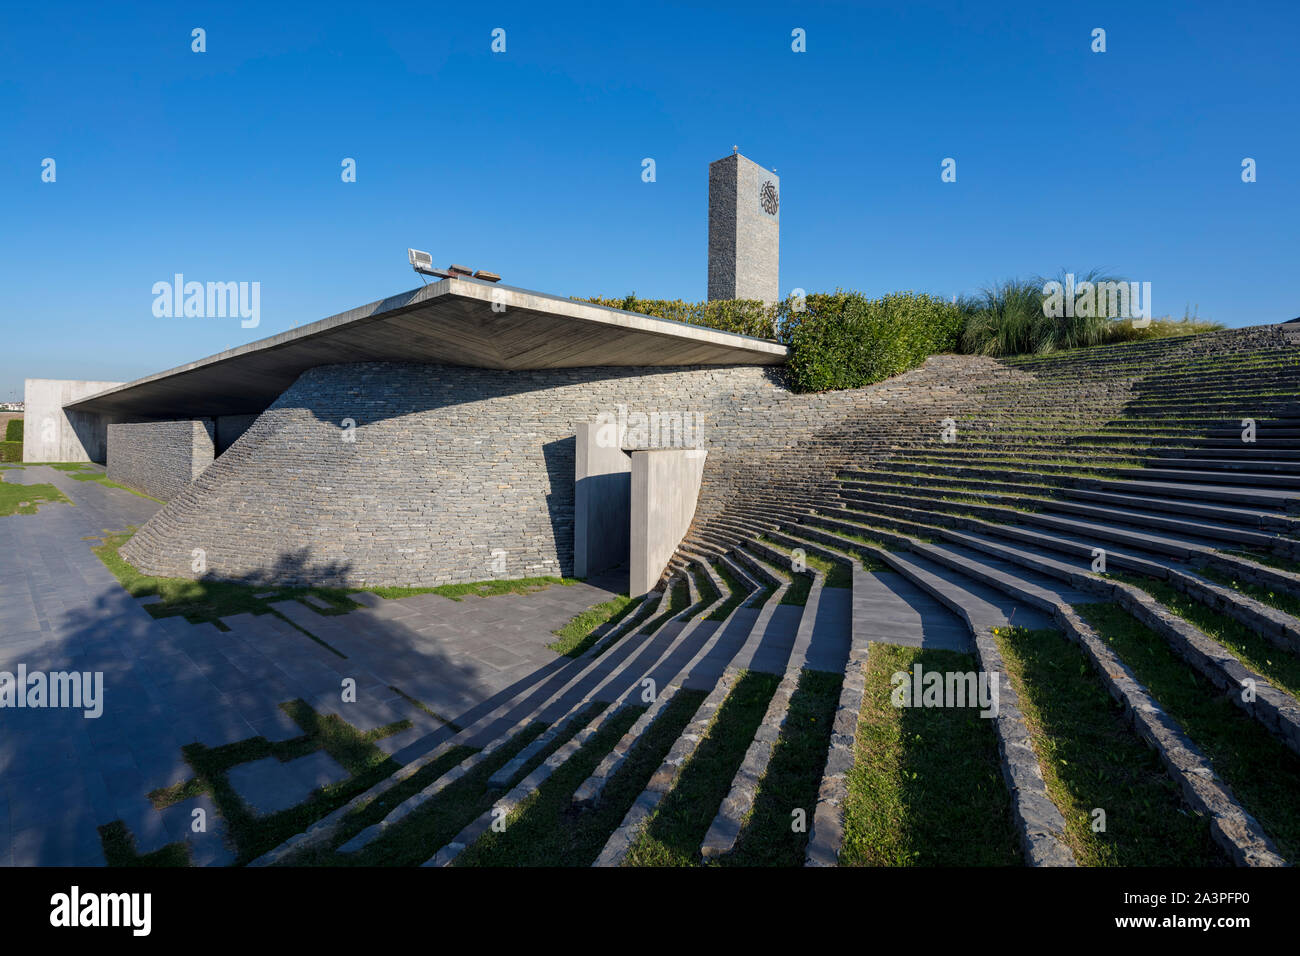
1199,565 -> 1300,619
833,507 -> 942,545
0,460 -> 159,502
751,550 -> 811,606
311,707 -> 602,866
1113,574 -> 1300,702
368,576 -> 579,601
787,526 -> 891,573
387,685 -> 460,731
723,669 -> 842,866
993,626 -> 1226,866
548,593 -> 636,657
453,705 -> 645,866
0,473 -> 69,515
284,743 -> 480,863
67,469 -> 163,501
624,670 -> 781,866
759,535 -> 852,589
90,529 -> 356,641
840,644 -> 1021,866
957,273 -> 1223,357
1225,549 -> 1300,577
108,699 -> 412,866
454,691 -> 706,866
692,564 -> 720,608
707,559 -> 749,621
642,576 -> 690,635
818,511 -> 917,550
1076,602 -> 1300,860
98,821 -> 191,867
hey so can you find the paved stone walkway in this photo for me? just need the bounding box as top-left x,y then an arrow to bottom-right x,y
0,465 -> 622,865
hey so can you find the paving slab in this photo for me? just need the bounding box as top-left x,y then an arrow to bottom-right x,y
227,751 -> 349,817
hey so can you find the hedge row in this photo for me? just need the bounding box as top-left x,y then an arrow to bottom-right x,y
781,292 -> 964,393
580,291 -> 963,393
0,441 -> 21,463
5,418 -> 22,442
585,282 -> 1218,393
580,295 -> 776,339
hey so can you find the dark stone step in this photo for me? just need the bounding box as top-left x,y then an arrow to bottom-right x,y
1147,457 -> 1300,474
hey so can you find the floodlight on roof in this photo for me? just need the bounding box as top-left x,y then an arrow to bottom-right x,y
473,270 -> 501,283
447,264 -> 474,277
408,248 -> 444,277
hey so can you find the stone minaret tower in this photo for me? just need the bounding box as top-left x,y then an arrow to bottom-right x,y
708,150 -> 780,304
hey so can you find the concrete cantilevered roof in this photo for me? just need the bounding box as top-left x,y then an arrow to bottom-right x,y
66,279 -> 789,419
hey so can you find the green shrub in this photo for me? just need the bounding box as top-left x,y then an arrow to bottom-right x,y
578,295 -> 776,339
3,419 -> 21,443
782,291 -> 964,393
0,441 -> 21,463
584,274 -> 1221,392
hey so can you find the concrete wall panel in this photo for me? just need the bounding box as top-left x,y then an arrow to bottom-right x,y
574,422 -> 632,579
629,449 -> 708,597
22,378 -> 126,462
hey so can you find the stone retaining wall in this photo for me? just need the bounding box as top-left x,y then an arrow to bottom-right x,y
119,325 -> 1293,589
119,359 -> 999,587
107,419 -> 215,502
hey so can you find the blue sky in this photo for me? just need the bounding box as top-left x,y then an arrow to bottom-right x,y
1,0 -> 1297,400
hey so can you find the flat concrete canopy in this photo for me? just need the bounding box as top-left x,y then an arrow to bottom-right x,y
66,279 -> 788,418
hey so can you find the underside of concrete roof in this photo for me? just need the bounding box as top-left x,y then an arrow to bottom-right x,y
64,279 -> 788,419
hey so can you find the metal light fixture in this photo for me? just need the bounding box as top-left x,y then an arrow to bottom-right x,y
407,249 -> 501,283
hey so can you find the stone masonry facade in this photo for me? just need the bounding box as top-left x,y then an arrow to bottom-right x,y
117,324 -> 1293,590
708,153 -> 779,303
107,419 -> 215,503
118,360 -> 966,588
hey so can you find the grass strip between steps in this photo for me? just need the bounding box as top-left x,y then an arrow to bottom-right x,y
453,691 -> 705,866
993,626 -> 1226,866
1076,602 -> 1300,860
310,706 -> 604,866
624,670 -> 782,866
281,744 -> 480,863
1112,573 -> 1300,702
750,551 -> 811,606
1198,565 -> 1300,620
783,527 -> 891,572
692,564 -> 721,608
452,705 -> 642,866
759,535 -> 853,589
1225,549 -> 1300,577
98,820 -> 193,867
548,592 -> 636,657
840,644 -> 1021,866
643,577 -> 690,635
707,560 -> 748,621
722,669 -> 842,867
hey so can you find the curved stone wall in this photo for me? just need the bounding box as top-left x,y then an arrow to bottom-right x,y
118,355 -> 1034,588
119,362 -> 787,586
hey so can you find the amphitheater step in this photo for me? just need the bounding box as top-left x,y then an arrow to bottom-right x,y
1149,457 -> 1300,474
700,560 -> 830,859
1092,476 -> 1300,509
593,569 -> 793,865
